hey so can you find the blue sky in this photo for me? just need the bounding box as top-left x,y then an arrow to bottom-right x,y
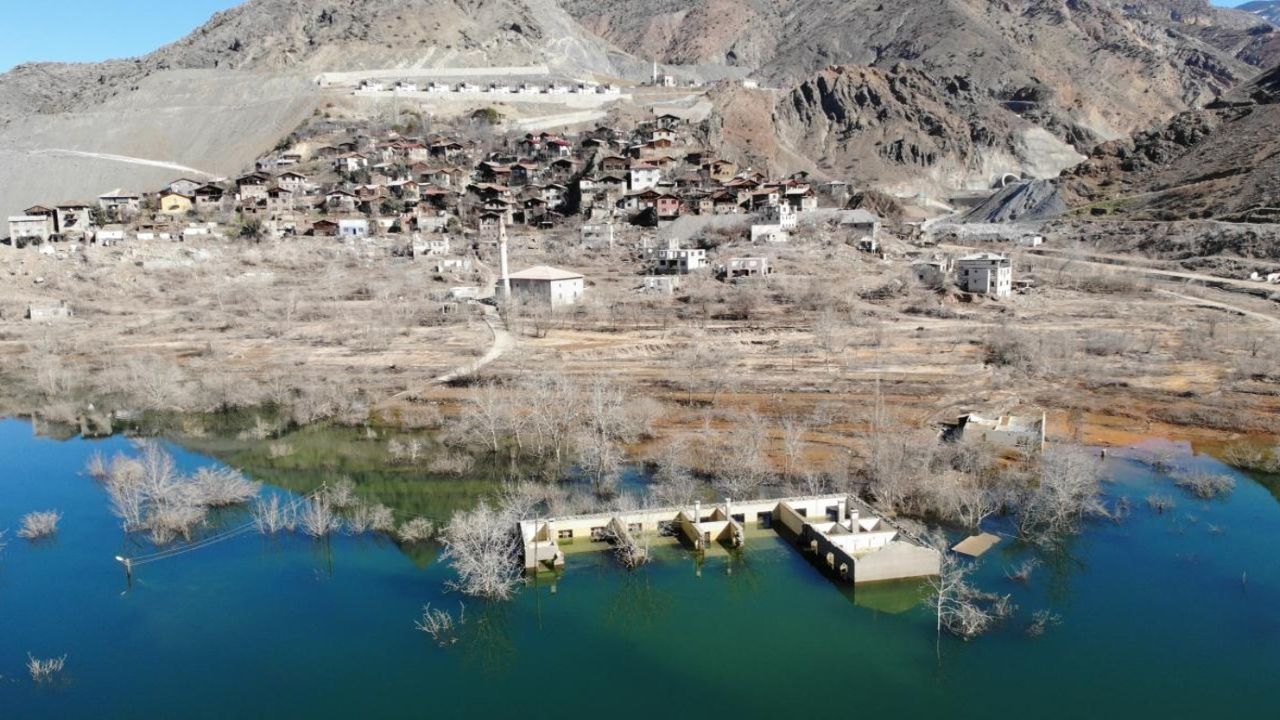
0,0 -> 1262,73
0,1 -> 242,72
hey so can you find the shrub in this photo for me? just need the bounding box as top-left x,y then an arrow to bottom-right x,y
397,517 -> 436,543
17,511 -> 61,540
27,654 -> 67,684
1173,470 -> 1236,499
346,502 -> 397,535
415,603 -> 465,646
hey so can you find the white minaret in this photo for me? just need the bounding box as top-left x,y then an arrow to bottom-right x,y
498,217 -> 511,301
652,59 -> 658,86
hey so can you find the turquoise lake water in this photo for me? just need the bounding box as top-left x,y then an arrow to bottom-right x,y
1,418 -> 1278,718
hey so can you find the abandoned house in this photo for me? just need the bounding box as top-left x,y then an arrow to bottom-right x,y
646,238 -> 707,274
504,265 -> 585,308
957,253 -> 1013,297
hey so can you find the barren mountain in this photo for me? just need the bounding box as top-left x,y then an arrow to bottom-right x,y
3,0 -> 1278,220
569,0 -> 1273,144
1239,1 -> 1280,25
1062,63 -> 1280,223
0,0 -> 632,218
0,0 -> 623,123
760,65 -> 1083,192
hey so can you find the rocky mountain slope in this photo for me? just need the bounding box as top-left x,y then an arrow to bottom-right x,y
1239,1 -> 1280,26
570,0 -> 1273,144
0,0 -> 634,219
761,65 -> 1083,192
1062,62 -> 1280,223
3,0 -> 1278,221
0,0 -> 623,123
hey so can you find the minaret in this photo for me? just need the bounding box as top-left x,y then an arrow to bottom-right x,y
652,59 -> 658,86
498,217 -> 511,301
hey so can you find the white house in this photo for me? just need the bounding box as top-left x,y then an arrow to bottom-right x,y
504,266 -> 585,308
8,215 -> 54,242
957,253 -> 1012,297
761,202 -> 797,230
751,223 -> 789,244
339,218 -> 370,238
413,235 -> 450,257
721,257 -> 771,278
629,164 -> 661,192
647,238 -> 707,274
641,276 -> 680,295
581,223 -> 615,248
97,191 -> 142,217
96,224 -> 128,245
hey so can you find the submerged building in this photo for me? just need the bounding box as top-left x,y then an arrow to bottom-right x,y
519,494 -> 940,584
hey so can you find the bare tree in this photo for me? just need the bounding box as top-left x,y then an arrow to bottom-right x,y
253,495 -> 295,534
1016,445 -> 1108,542
650,437 -> 702,508
455,382 -> 509,454
715,411 -> 771,499
299,496 -> 343,538
928,555 -> 1014,645
439,500 -> 522,600
780,417 -> 810,483
27,654 -> 67,684
415,603 -> 466,646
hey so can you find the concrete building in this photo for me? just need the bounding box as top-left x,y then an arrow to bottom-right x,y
761,202 -> 797,230
629,164 -> 661,191
97,191 -> 142,217
8,215 -> 54,242
947,411 -> 1046,453
838,209 -> 880,243
519,493 -> 940,584
338,218 -> 370,238
55,203 -> 93,236
25,302 -> 73,321
912,258 -> 953,286
641,276 -> 680,295
751,223 -> 789,244
504,265 -> 585,308
580,223 -> 614,248
95,225 -> 127,245
646,238 -> 707,274
413,235 -> 450,257
720,256 -> 771,278
957,253 -> 1013,297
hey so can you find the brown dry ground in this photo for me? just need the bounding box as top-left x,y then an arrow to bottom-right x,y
2,229 -> 1278,459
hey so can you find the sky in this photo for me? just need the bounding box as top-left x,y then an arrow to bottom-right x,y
0,1 -> 243,72
0,1 -> 1265,73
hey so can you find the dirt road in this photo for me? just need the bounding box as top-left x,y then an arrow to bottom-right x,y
1156,289 -> 1280,327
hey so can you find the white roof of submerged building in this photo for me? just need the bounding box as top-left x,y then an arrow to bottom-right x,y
506,265 -> 583,281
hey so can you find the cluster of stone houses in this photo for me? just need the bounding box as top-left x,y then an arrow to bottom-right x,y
3,109 -> 1029,308
5,111 -> 830,252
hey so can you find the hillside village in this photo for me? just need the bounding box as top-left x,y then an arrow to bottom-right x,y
3,107 -> 1019,305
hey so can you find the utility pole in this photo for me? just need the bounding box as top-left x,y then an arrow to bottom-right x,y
498,217 -> 511,301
